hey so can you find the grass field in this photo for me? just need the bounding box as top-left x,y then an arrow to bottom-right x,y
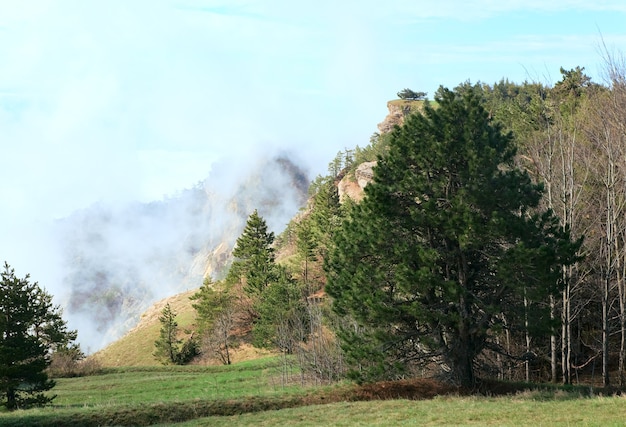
1,356 -> 625,426
169,395 -> 626,427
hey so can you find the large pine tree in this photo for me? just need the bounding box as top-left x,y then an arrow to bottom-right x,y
325,88 -> 581,387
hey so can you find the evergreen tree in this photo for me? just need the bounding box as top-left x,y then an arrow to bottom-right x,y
228,209 -> 276,297
154,303 -> 181,365
190,277 -> 235,364
0,262 -> 77,410
325,87 -> 581,387
252,265 -> 307,352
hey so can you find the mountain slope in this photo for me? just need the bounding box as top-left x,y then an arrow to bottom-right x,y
92,288 -> 274,367
59,153 -> 309,353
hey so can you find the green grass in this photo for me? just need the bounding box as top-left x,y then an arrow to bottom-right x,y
54,358 -> 301,406
92,289 -> 199,367
0,357 -> 314,426
1,358 -> 625,426
170,395 -> 626,427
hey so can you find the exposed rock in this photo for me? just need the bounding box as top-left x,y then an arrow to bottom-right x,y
355,161 -> 376,188
338,161 -> 376,203
377,100 -> 422,134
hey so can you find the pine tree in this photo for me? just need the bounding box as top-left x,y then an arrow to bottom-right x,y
154,303 -> 181,365
0,262 -> 77,410
228,209 -> 276,296
325,87 -> 582,387
190,277 -> 235,365
252,265 -> 307,351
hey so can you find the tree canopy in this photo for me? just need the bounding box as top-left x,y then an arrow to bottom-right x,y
227,209 -> 276,296
325,87 -> 581,387
0,262 -> 77,410
397,88 -> 427,100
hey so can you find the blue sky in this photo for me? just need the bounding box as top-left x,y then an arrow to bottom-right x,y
1,1 -> 625,274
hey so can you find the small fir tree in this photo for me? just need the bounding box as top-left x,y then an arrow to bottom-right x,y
154,303 -> 181,365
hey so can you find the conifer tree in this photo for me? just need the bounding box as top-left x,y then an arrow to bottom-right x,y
0,262 -> 77,410
325,87 -> 582,387
252,264 -> 307,351
154,303 -> 181,364
190,277 -> 235,364
228,209 -> 276,296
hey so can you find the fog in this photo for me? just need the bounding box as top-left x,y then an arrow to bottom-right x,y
51,152 -> 308,352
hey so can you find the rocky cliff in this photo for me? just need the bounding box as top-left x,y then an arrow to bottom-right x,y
337,161 -> 376,203
377,99 -> 423,133
337,99 -> 421,202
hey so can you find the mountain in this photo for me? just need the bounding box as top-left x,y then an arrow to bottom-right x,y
57,153 -> 309,352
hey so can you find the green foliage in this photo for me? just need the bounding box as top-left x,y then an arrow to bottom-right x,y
176,336 -> 200,365
252,265 -> 308,351
327,149 -> 355,178
154,303 -> 181,364
306,176 -> 344,260
190,277 -> 235,364
154,303 -> 198,365
397,88 -> 427,100
227,209 -> 276,296
325,87 -> 582,387
0,263 -> 77,410
190,277 -> 232,334
350,132 -> 392,174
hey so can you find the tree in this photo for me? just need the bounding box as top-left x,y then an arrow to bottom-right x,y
397,88 -> 427,100
227,209 -> 276,297
325,87 -> 581,387
154,303 -> 182,365
190,277 -> 236,365
252,264 -> 307,352
0,262 -> 77,410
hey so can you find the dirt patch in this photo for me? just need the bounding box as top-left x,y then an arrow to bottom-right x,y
304,377 -> 548,406
353,378 -> 463,400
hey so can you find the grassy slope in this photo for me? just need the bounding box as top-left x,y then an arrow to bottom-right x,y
92,288 -> 273,367
91,290 -> 199,367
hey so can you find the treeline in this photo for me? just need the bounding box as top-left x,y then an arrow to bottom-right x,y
163,59 -> 626,389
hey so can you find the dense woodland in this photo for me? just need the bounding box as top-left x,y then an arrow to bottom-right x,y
184,57 -> 626,390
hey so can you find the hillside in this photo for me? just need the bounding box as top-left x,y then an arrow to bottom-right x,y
59,154 -> 309,354
91,105 -> 394,367
92,288 -> 273,367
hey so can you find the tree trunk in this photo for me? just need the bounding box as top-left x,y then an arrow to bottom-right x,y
603,274 -> 611,387
561,282 -> 571,384
450,338 -> 475,388
550,295 -> 558,383
6,387 -> 16,410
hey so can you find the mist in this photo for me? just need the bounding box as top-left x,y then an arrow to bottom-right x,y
46,152 -> 308,352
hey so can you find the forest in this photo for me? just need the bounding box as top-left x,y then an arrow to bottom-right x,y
178,57 -> 626,391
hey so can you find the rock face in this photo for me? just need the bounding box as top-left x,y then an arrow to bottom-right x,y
338,161 -> 376,203
338,100 -> 422,202
377,100 -> 420,134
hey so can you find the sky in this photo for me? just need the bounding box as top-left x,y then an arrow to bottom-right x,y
1,1 -> 626,300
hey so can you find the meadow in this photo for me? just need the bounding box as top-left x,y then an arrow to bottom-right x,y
1,356 -> 625,426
